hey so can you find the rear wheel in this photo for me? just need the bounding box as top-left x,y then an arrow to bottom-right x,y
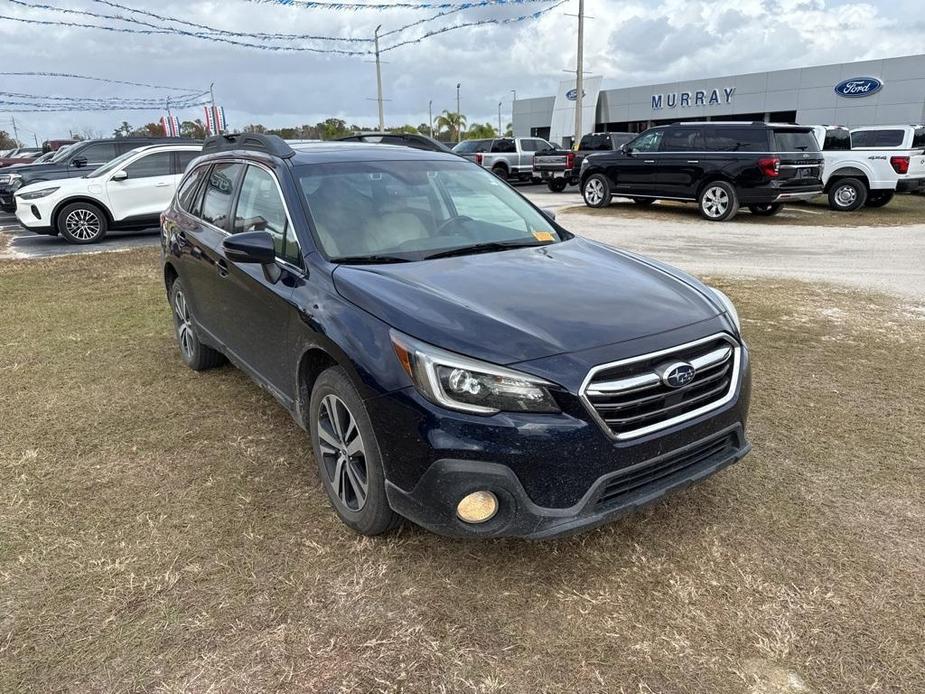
57,201 -> 108,244
491,164 -> 509,181
748,203 -> 783,216
865,191 -> 894,208
309,367 -> 399,536
582,174 -> 612,208
547,178 -> 567,193
170,278 -> 225,371
698,181 -> 739,221
828,177 -> 867,211
631,198 -> 656,206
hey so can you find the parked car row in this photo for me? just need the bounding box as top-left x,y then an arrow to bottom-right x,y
453,136 -> 553,182
555,121 -> 925,220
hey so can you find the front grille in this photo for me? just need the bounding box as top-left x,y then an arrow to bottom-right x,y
581,334 -> 739,439
595,433 -> 738,508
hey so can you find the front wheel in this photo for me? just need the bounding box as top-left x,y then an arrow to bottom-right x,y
698,181 -> 739,221
865,191 -> 894,208
57,201 -> 108,244
547,178 -> 568,193
309,367 -> 399,536
582,174 -> 612,208
748,203 -> 783,216
828,178 -> 867,211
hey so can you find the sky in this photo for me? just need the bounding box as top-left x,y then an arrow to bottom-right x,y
1,0 -> 924,143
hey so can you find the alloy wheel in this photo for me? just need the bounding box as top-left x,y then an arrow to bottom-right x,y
64,208 -> 102,241
834,184 -> 857,207
317,394 -> 368,511
702,186 -> 729,218
173,289 -> 194,361
585,178 -> 604,205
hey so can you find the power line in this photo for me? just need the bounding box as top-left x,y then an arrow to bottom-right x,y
0,71 -> 203,93
244,0 -> 556,10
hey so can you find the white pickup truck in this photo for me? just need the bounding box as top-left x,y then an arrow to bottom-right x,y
811,124 -> 925,210
452,137 -> 553,182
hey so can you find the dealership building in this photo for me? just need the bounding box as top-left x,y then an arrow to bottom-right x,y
513,54 -> 925,147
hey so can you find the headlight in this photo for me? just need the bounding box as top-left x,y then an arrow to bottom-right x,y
17,186 -> 59,200
9,174 -> 22,190
708,287 -> 741,334
390,331 -> 560,415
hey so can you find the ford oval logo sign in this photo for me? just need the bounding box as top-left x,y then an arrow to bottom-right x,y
566,88 -> 585,101
659,362 -> 696,389
834,77 -> 883,98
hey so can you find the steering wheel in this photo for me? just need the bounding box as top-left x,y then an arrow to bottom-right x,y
434,215 -> 474,236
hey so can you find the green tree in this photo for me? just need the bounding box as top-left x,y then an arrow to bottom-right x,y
416,123 -> 431,136
319,118 -> 349,140
132,122 -> 164,137
435,110 -> 466,142
387,124 -> 418,135
466,122 -> 497,139
113,121 -> 133,137
505,122 -> 513,137
0,130 -> 18,149
243,123 -> 268,134
181,119 -> 207,139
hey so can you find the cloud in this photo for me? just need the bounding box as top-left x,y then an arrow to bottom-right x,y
0,0 -> 920,139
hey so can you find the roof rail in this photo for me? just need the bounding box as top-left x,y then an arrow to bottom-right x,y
201,133 -> 295,159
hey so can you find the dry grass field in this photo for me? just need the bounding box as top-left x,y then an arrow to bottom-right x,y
1,248 -> 923,693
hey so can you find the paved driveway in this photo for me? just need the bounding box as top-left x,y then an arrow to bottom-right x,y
0,213 -> 159,259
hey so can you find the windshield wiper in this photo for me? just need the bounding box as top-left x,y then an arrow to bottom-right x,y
331,254 -> 412,265
424,240 -> 551,260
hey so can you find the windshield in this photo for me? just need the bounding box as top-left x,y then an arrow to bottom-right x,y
452,140 -> 489,154
49,144 -> 75,162
296,159 -> 564,262
86,148 -> 144,178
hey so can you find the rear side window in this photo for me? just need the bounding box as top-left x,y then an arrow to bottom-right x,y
124,151 -> 173,179
704,128 -> 768,152
822,129 -> 851,151
520,139 -> 539,152
661,128 -> 705,152
772,130 -> 820,153
491,139 -> 515,153
912,128 -> 925,149
851,129 -> 904,148
200,162 -> 244,229
580,134 -> 612,151
177,164 -> 210,215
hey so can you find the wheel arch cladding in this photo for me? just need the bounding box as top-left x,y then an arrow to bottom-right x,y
697,175 -> 735,197
53,197 -> 113,229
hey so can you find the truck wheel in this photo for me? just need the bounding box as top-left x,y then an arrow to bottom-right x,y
828,178 -> 867,211
748,203 -> 783,216
491,164 -> 508,181
698,181 -> 739,221
582,174 -> 612,208
547,179 -> 567,193
631,198 -> 656,206
865,191 -> 894,208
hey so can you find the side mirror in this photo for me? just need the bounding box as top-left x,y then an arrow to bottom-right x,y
223,231 -> 276,265
540,207 -> 556,221
620,144 -> 633,155
111,170 -> 128,181
71,156 -> 87,168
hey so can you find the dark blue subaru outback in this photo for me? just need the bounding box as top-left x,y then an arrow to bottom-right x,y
160,133 -> 751,539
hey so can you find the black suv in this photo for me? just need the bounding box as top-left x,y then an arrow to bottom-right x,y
0,136 -> 194,212
161,133 -> 750,539
580,122 -> 823,221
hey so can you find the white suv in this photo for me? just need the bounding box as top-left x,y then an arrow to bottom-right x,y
811,125 -> 925,210
14,144 -> 201,243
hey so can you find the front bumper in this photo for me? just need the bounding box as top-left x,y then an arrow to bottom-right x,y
14,199 -> 54,233
387,425 -> 750,539
371,340 -> 751,539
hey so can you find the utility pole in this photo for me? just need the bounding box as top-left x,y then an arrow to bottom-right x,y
428,100 -> 433,138
456,83 -> 461,143
497,102 -> 502,136
11,115 -> 19,144
573,0 -> 585,150
374,25 -> 385,132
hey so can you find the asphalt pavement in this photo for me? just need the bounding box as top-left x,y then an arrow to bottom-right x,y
0,213 -> 159,259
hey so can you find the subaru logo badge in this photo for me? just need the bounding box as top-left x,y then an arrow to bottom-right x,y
658,361 -> 696,389
834,77 -> 883,98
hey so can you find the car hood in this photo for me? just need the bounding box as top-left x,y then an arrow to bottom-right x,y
332,237 -> 722,364
16,175 -> 91,197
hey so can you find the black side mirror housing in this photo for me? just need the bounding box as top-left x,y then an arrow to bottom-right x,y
71,156 -> 87,168
223,231 -> 276,265
620,144 -> 632,155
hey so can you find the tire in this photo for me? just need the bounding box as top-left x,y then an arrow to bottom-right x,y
631,198 -> 656,206
57,201 -> 108,244
547,178 -> 567,193
309,367 -> 399,536
748,203 -> 783,216
865,191 -> 894,208
491,164 -> 509,181
827,177 -> 867,212
169,278 -> 225,371
582,174 -> 612,208
698,181 -> 739,221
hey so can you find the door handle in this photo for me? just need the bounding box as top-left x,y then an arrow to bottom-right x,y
644,159 -> 655,163
687,160 -> 700,163
155,182 -> 170,187
217,258 -> 229,278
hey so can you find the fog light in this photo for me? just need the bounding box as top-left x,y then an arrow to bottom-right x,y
456,491 -> 498,524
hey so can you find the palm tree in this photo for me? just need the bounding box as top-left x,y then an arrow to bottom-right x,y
466,122 -> 497,139
435,110 -> 466,141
